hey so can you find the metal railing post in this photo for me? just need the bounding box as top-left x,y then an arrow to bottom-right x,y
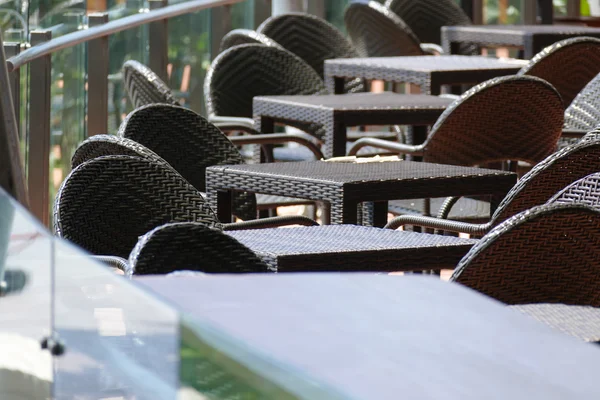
522,0 -> 538,24
4,42 -> 20,138
538,0 -> 553,24
87,13 -> 109,136
28,30 -> 52,225
254,0 -> 271,28
566,0 -> 580,17
211,4 -> 232,60
0,32 -> 27,205
149,0 -> 169,83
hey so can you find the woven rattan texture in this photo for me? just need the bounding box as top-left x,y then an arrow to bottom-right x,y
128,222 -> 270,275
492,137 -> 600,224
257,12 -> 363,94
118,104 -> 257,220
227,225 -> 475,272
550,171 -> 600,209
54,155 -> 221,259
564,72 -> 600,131
452,204 -> 600,306
71,135 -> 168,169
517,37 -> 600,108
204,44 -> 328,140
422,75 -> 563,166
323,55 -> 525,94
219,29 -> 281,53
385,0 -> 472,49
92,255 -> 129,271
122,60 -> 180,109
344,1 -> 424,58
510,304 -> 600,342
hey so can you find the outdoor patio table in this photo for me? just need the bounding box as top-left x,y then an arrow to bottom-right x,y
323,55 -> 526,95
442,25 -> 600,59
253,92 -> 453,157
137,274 -> 600,399
206,160 -> 517,227
226,225 -> 476,272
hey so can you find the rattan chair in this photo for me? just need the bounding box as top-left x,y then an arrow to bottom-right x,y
118,104 -> 316,220
257,12 -> 364,93
385,0 -> 476,55
451,203 -> 600,306
384,135 -> 600,234
128,222 -> 270,275
343,1 -> 429,58
348,75 -> 564,221
54,155 -> 316,258
219,29 -> 281,53
549,170 -> 600,209
564,72 -> 600,132
517,37 -> 600,109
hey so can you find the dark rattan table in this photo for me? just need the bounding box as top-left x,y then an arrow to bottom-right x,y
253,92 -> 453,157
510,304 -> 600,344
206,160 -> 517,227
442,25 -> 600,59
324,55 -> 526,95
227,225 -> 476,272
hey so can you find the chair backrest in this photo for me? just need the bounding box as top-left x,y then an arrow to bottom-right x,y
258,13 -> 359,78
489,135 -> 600,225
219,29 -> 281,53
122,60 -> 180,109
204,44 -> 327,119
385,0 -> 472,45
564,72 -> 600,130
452,203 -> 600,306
118,104 -> 257,221
422,75 -> 563,166
344,1 -> 424,58
54,155 -> 220,258
128,222 -> 269,275
71,134 -> 167,169
517,37 -> 600,108
549,171 -> 600,209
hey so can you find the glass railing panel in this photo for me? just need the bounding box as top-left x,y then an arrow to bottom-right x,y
107,1 -> 149,133
0,189 -> 53,399
167,8 -> 210,114
53,241 -> 180,399
48,42 -> 86,226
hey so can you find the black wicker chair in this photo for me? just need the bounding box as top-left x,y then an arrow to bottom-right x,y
563,72 -> 600,132
54,155 -> 316,258
385,0 -> 476,55
348,75 -> 564,221
384,135 -> 600,235
517,37 -> 600,109
257,12 -> 364,93
549,170 -> 600,209
128,222 -> 270,275
451,203 -> 600,306
118,104 -> 316,220
344,1 -> 429,58
219,29 -> 281,53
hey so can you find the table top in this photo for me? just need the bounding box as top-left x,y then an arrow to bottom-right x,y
511,304 -> 600,343
138,274 -> 600,399
324,55 -> 527,73
227,225 -> 476,272
442,24 -> 600,35
207,160 -> 516,186
253,92 -> 453,111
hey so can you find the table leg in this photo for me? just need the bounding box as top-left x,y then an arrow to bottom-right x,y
258,116 -> 275,163
373,201 -> 389,228
450,41 -> 461,55
216,190 -> 233,223
331,121 -> 347,158
334,77 -> 345,94
341,199 -> 359,225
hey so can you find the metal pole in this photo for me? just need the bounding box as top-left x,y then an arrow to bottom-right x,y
0,32 -> 27,205
566,0 -> 580,17
211,5 -> 232,60
149,0 -> 169,83
538,0 -> 554,24
28,30 -> 52,224
4,43 -> 21,138
254,0 -> 271,28
272,0 -> 304,15
521,0 -> 538,24
87,13 -> 109,136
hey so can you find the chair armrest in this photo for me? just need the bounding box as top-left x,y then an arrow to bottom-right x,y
561,128 -> 588,139
222,215 -> 319,231
210,116 -> 258,134
347,138 -> 424,156
384,214 -> 489,235
229,133 -> 324,160
420,43 -> 444,55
